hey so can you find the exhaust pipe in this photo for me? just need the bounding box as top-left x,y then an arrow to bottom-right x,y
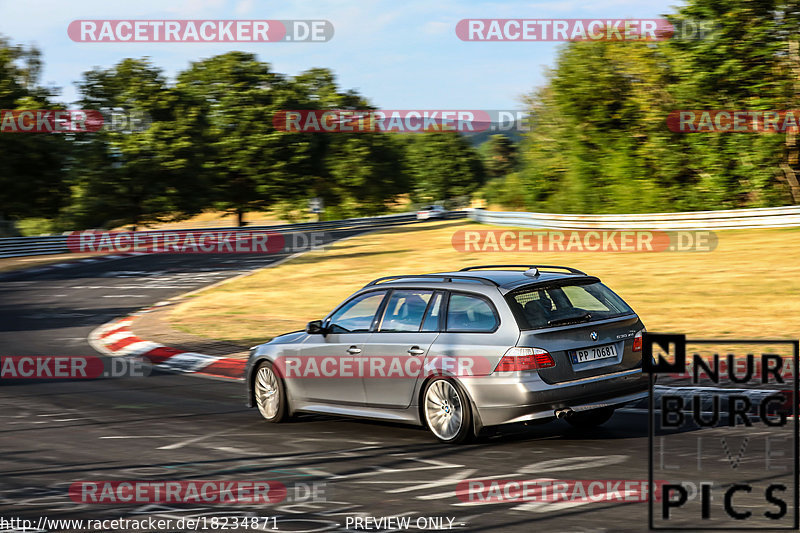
554,408 -> 574,419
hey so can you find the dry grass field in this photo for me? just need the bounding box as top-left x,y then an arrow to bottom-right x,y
168,220 -> 800,346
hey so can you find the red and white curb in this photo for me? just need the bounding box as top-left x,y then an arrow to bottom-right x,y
85,254 -> 293,382
84,228 -> 388,382
89,315 -> 246,381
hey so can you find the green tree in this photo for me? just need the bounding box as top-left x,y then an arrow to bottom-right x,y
70,58 -> 203,229
284,68 -> 408,218
324,133 -> 409,216
0,38 -> 69,226
481,134 -> 518,179
404,132 -> 485,205
665,0 -> 799,206
177,52 -> 305,226
514,0 -> 800,213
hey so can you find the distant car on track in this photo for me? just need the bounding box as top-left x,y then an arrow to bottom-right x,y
246,265 -> 648,443
416,205 -> 447,220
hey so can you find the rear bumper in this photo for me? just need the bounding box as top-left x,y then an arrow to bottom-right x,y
461,368 -> 649,427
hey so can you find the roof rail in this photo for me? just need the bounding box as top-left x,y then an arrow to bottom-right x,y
459,264 -> 586,275
364,274 -> 499,288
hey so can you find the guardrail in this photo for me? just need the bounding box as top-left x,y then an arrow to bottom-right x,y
467,205 -> 800,230
0,212 -> 466,259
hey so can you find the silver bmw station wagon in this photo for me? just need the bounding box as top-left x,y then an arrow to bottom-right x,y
245,265 -> 648,443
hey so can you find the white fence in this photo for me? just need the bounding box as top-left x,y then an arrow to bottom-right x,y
468,205 -> 800,230
0,212 -> 446,259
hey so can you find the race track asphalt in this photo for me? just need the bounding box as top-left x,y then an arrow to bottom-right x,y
1,240 -> 794,532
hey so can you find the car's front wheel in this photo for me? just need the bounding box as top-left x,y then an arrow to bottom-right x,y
565,406 -> 615,428
423,378 -> 473,444
254,362 -> 288,422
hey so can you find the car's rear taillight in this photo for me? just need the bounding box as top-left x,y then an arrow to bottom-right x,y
632,330 -> 643,352
495,347 -> 555,372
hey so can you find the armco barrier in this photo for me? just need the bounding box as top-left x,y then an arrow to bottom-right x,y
0,212 -> 465,259
468,205 -> 800,231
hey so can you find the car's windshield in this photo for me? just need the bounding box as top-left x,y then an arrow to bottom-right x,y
506,281 -> 634,330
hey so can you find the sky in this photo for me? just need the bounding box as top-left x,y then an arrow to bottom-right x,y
1,0 -> 683,111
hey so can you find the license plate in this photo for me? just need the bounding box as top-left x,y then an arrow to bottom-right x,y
569,344 -> 617,364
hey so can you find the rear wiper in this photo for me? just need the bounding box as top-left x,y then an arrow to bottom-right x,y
547,313 -> 592,327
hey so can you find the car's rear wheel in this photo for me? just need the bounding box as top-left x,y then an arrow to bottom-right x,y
565,406 -> 615,428
254,362 -> 287,422
423,378 -> 472,444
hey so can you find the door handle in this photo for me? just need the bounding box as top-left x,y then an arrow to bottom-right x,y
407,346 -> 426,356
347,346 -> 362,355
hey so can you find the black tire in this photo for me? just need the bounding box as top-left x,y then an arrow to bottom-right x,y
253,361 -> 288,423
422,378 -> 473,444
565,406 -> 615,428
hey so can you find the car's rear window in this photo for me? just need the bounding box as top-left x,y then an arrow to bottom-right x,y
506,281 -> 634,330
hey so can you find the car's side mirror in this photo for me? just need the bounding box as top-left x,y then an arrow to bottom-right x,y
306,320 -> 327,335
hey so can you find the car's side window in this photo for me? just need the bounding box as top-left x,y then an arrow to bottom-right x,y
445,293 -> 499,332
378,290 -> 433,332
420,292 -> 443,332
328,291 -> 387,334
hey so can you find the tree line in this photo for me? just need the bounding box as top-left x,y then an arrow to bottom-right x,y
3,0 -> 799,234
483,0 -> 800,212
0,45 -> 487,232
